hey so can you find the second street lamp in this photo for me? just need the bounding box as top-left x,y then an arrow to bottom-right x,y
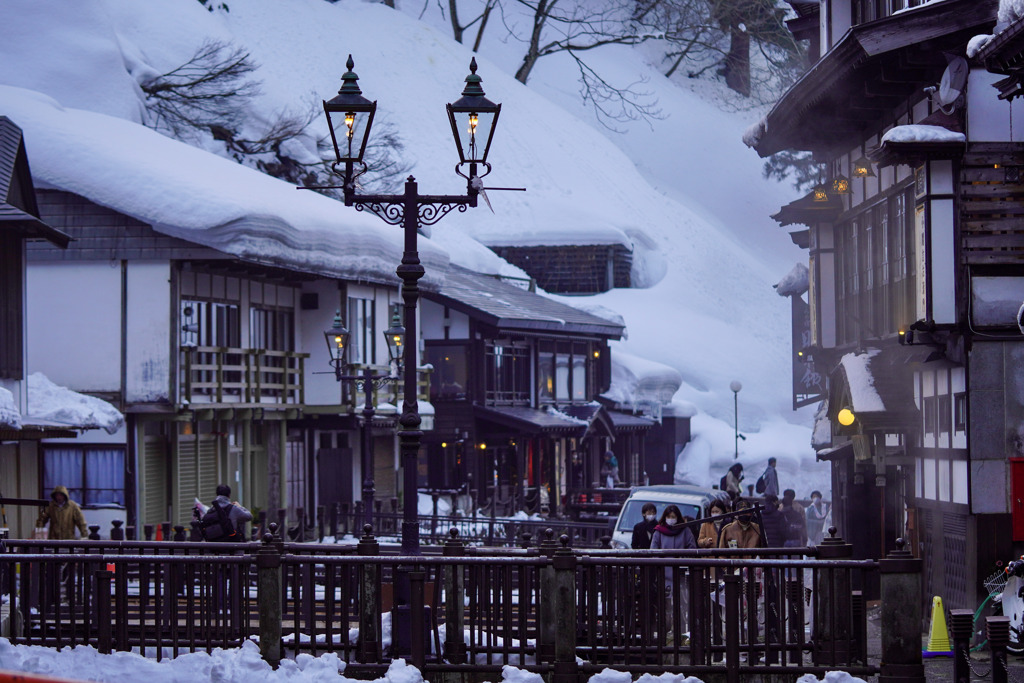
324,310 -> 404,532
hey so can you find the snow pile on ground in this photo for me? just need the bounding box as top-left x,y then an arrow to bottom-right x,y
0,637 -> 870,683
0,386 -> 22,429
27,372 -> 124,434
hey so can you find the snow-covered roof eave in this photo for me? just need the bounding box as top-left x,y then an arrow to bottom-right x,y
27,372 -> 125,435
2,85 -> 450,289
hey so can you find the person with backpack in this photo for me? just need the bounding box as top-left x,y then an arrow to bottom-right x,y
198,484 -> 252,542
755,458 -> 779,498
198,484 -> 252,639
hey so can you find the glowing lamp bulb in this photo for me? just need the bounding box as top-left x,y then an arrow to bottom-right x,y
344,112 -> 355,138
837,408 -> 855,426
468,113 -> 478,134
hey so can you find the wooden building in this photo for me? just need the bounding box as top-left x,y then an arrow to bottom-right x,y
420,264 -> 651,517
747,0 -> 1024,606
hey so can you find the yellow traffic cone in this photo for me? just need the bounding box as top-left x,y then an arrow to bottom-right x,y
923,595 -> 952,657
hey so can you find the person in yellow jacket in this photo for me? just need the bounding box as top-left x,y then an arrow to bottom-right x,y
36,485 -> 89,539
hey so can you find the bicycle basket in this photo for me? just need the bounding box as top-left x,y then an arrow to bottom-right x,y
985,569 -> 1009,598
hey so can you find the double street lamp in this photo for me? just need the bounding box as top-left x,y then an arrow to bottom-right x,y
318,54 -> 502,655
324,309 -> 405,532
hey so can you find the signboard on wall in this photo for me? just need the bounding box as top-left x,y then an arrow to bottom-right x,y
792,295 -> 826,409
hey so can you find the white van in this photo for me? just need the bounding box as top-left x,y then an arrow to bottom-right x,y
609,484 -> 730,549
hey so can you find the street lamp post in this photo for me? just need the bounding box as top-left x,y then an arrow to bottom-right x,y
730,380 -> 742,459
324,311 -> 405,532
318,54 -> 502,655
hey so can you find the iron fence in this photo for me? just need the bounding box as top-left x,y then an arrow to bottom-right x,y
1,526 -> 925,682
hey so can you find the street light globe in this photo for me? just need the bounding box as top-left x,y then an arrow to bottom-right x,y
837,408 -> 856,426
730,380 -> 742,394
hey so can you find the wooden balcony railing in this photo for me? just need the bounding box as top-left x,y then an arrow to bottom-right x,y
962,143 -> 1024,265
180,346 -> 308,405
344,363 -> 433,409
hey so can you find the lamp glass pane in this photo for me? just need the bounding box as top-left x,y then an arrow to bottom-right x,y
327,109 -> 371,163
455,110 -> 495,163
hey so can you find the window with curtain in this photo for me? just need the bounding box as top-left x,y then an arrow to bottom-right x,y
43,446 -> 126,506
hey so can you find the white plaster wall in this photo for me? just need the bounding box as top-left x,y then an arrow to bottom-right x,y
125,261 -> 170,403
27,261 -> 121,392
421,299 -> 447,340
967,69 -> 1022,142
300,279 -> 344,407
929,198 -> 956,324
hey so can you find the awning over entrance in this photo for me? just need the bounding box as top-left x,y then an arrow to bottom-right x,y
606,410 -> 656,432
475,404 -> 618,441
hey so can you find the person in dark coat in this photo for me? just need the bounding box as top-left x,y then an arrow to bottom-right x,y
631,502 -> 659,550
759,494 -> 787,548
757,494 -> 785,663
781,489 -> 807,547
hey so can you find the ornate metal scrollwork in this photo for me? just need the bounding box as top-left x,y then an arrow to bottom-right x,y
355,201 -> 405,226
419,202 -> 469,226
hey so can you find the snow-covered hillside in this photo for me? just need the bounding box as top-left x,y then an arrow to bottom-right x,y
0,0 -> 827,494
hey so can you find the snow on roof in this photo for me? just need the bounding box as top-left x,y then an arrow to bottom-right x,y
774,263 -> 809,297
742,117 -> 767,149
0,85 -> 450,288
0,386 -> 22,429
968,32 -> 998,58
27,372 -> 124,434
1003,0 -> 1024,24
881,124 -> 966,144
602,348 -> 683,409
838,350 -> 886,413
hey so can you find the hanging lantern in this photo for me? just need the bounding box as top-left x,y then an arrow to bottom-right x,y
852,156 -> 876,178
832,174 -> 852,195
812,184 -> 830,203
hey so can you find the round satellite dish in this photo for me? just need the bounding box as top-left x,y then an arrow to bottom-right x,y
938,56 -> 968,107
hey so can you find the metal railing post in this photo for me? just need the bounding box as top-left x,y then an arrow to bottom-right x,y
814,526 -> 853,666
988,616 -> 1010,683
538,528 -> 559,665
357,524 -> 381,663
443,529 -> 467,665
257,523 -> 283,668
410,569 -> 426,669
949,608 -> 973,683
552,534 -> 578,683
723,572 -> 741,683
879,538 -> 924,683
95,569 -> 112,654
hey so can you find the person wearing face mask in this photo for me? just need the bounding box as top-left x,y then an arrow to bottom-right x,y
805,490 -> 828,546
651,504 -> 697,642
717,499 -> 762,551
698,499 -> 730,549
631,503 -> 659,550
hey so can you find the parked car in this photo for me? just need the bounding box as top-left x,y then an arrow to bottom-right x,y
609,484 -> 730,549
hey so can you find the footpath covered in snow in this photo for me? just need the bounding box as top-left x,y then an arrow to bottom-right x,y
0,638 -> 868,683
